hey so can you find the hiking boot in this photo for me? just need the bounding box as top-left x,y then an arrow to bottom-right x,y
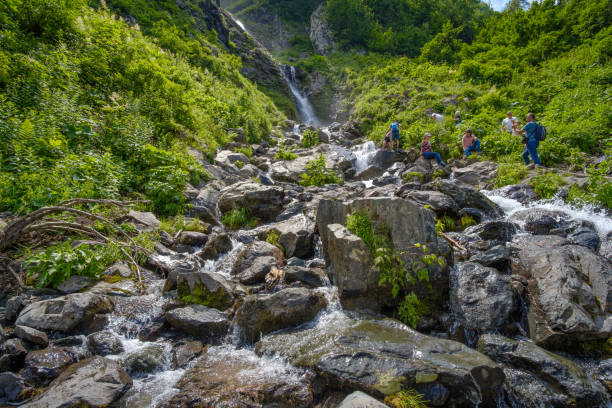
526,163 -> 535,170
440,161 -> 447,167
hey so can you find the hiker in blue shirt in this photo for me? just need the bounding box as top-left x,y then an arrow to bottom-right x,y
385,121 -> 401,150
518,113 -> 542,168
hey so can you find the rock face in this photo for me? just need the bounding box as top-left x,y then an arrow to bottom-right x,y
23,356 -> 132,408
165,305 -> 230,343
16,293 -> 113,333
450,262 -> 515,332
478,334 -> 608,407
317,197 -> 451,313
176,271 -> 234,310
235,287 -> 328,343
218,182 -> 285,221
257,317 -> 505,407
309,3 -> 336,56
231,240 -> 284,285
167,346 -> 313,407
510,235 -> 612,348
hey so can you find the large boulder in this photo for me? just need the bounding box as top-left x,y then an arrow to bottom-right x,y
23,357 -> 132,408
0,372 -> 31,404
214,150 -> 250,167
235,287 -> 328,343
451,161 -> 498,188
197,233 -> 233,260
257,214 -> 315,259
218,182 -> 285,222
22,347 -> 75,387
176,271 -> 234,310
125,210 -> 159,230
165,305 -> 230,343
402,190 -> 459,216
450,262 -> 515,333
172,341 -> 204,369
316,198 -> 451,314
510,235 -> 612,348
478,334 -> 608,407
256,317 -> 505,407
87,331 -> 124,356
166,346 -> 313,407
367,150 -> 405,170
15,325 -> 49,347
188,185 -> 222,226
463,221 -> 518,244
16,293 -> 113,333
426,179 -> 503,217
122,344 -> 166,376
337,391 -> 388,408
489,184 -> 538,204
509,208 -> 571,235
231,241 -> 283,285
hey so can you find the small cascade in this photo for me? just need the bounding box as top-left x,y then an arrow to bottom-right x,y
280,65 -> 321,126
352,141 -> 377,173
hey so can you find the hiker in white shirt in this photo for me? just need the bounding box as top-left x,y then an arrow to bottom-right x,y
430,112 -> 444,126
501,111 -> 519,135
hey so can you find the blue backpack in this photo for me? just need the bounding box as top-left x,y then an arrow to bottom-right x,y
391,122 -> 399,133
535,124 -> 546,141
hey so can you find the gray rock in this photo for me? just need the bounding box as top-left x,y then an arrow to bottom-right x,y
5,295 -> 30,322
367,150 -> 405,170
56,275 -> 95,294
510,235 -> 612,348
123,345 -> 166,375
468,245 -> 515,269
16,293 -> 113,333
231,241 -> 283,285
23,357 -> 132,408
355,165 -> 384,180
464,221 -> 517,243
403,190 -> 459,216
451,161 -> 498,188
218,182 -> 285,221
172,341 -> 203,368
22,347 -> 75,386
188,186 -> 222,226
125,210 -> 159,230
478,334 -> 608,407
165,305 -> 229,343
15,325 -> 49,347
235,287 -> 328,343
176,271 -> 234,310
262,214 -> 315,259
284,266 -> 330,287
87,331 -> 124,356
0,372 -> 30,403
568,226 -> 601,251
426,179 -> 503,217
509,208 -> 571,235
490,184 -> 538,204
309,3 -> 336,55
450,262 -> 515,332
256,317 -> 505,406
197,233 -> 232,260
214,150 -> 250,167
337,391 -> 388,408
175,231 -> 208,246
0,338 -> 27,372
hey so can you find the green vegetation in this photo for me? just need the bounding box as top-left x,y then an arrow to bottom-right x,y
275,137 -> 298,160
494,163 -> 528,188
299,155 -> 343,187
159,215 -> 208,235
384,390 -> 428,408
222,208 -> 259,230
235,160 -> 245,169
530,170 -> 566,199
460,215 -> 477,229
346,211 -> 444,328
434,216 -> 455,234
0,0 -> 283,216
301,129 -> 320,148
26,241 -> 120,288
403,172 -> 425,183
567,158 -> 612,208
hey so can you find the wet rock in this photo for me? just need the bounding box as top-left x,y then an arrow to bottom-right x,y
458,207 -> 484,223
175,231 -> 208,246
0,338 -> 27,372
509,208 -> 571,235
464,221 -> 517,243
257,317 -> 505,407
15,325 -> 49,347
593,359 -> 612,392
197,233 -> 232,260
53,335 -> 85,347
490,184 -> 538,204
372,174 -> 402,187
402,190 -> 459,216
215,150 -> 250,167
477,334 -> 608,407
0,372 -> 30,403
167,347 -> 313,407
451,161 -> 498,188
123,345 -> 166,375
125,210 -> 160,230
16,293 -> 113,333
367,150 -> 405,170
567,226 -> 601,251
188,186 -> 222,226
5,295 -> 31,322
56,275 -> 95,294
284,266 -> 330,287
165,305 -> 230,343
600,232 -> 612,260
500,367 -> 570,407
450,262 -> 515,332
218,182 -> 285,221
258,215 -> 315,259
468,245 -> 515,270
510,235 -> 612,348
176,271 -> 234,310
235,287 -> 328,343
87,331 -> 124,356
172,341 -> 204,368
22,347 -> 75,386
231,240 -> 283,285
338,391 -> 388,407
426,179 -> 503,217
23,356 -> 132,408
355,165 -> 384,180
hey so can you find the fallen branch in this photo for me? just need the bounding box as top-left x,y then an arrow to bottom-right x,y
440,232 -> 467,251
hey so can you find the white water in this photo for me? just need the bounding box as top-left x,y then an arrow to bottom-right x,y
280,65 -> 320,126
483,191 -> 612,236
235,20 -> 247,32
352,141 -> 377,173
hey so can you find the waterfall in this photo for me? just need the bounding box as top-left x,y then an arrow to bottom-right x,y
352,141 -> 378,173
280,65 -> 321,126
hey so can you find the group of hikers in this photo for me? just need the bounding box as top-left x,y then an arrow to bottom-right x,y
381,110 -> 544,167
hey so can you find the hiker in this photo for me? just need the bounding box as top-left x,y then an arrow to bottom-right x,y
381,131 -> 392,150
454,111 -> 462,127
385,120 -> 401,150
462,128 -> 481,158
517,113 -> 542,167
430,112 -> 444,126
421,133 -> 446,166
501,111 -> 519,135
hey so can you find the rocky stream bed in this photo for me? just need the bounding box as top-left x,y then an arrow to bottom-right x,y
1,122 -> 611,408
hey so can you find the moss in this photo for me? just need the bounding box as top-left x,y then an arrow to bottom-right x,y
103,274 -> 125,283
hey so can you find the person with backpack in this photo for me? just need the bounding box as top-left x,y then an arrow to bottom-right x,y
517,113 -> 544,168
385,120 -> 401,150
462,128 -> 482,158
421,133 -> 446,166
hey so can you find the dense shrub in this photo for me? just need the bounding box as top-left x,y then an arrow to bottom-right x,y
299,155 -> 343,187
222,208 -> 259,230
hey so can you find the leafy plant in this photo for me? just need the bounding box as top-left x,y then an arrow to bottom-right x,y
530,170 -> 566,199
159,215 -> 207,235
235,160 -> 245,169
384,390 -> 428,408
235,146 -> 253,158
222,208 -> 258,230
301,129 -> 319,148
403,172 -> 424,183
275,150 -> 298,160
299,154 -> 343,187
494,163 -> 527,188
460,215 -> 477,229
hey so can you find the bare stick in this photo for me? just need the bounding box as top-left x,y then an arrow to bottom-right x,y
440,232 -> 467,251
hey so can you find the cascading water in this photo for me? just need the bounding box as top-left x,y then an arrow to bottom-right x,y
280,65 -> 321,127
352,141 -> 377,173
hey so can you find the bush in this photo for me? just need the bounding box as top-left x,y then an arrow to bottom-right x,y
235,146 -> 252,158
275,149 -> 298,160
530,170 -> 566,199
299,154 -> 343,187
384,390 -> 428,408
222,208 -> 258,230
494,163 -> 527,188
301,129 -> 319,148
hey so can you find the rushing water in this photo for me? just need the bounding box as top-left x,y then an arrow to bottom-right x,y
352,141 -> 377,174
280,65 -> 320,126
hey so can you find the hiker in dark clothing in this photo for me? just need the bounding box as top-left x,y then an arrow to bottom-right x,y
421,133 -> 446,166
517,113 -> 542,167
